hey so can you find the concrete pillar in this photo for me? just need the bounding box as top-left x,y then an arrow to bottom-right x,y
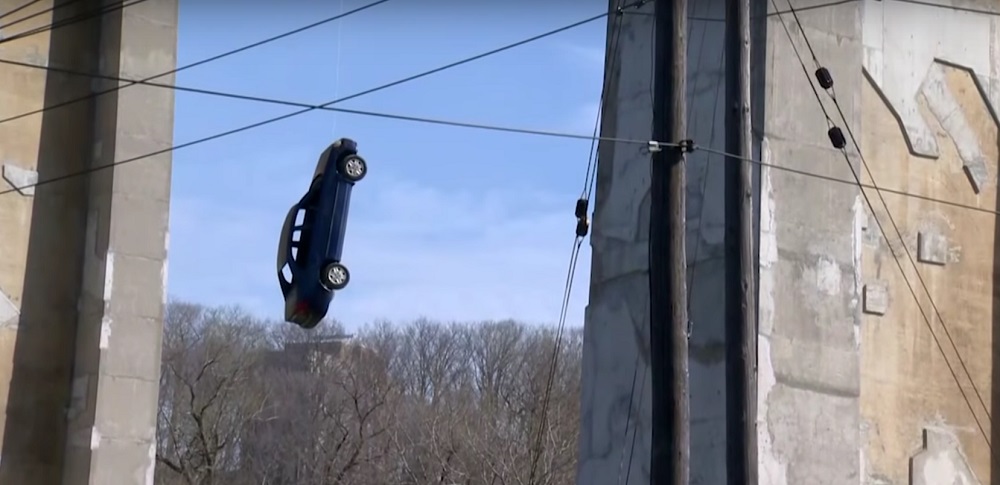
63,1 -> 177,484
0,1 -> 176,483
582,0 -> 1000,483
576,0 -> 731,483
756,1 -> 863,483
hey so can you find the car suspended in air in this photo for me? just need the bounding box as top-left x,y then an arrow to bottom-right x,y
276,138 -> 368,329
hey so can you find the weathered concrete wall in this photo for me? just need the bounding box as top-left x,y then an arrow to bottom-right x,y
583,0 -> 1000,484
858,0 -> 1000,483
0,1 -> 176,483
577,0 -> 731,483
758,1 -> 865,484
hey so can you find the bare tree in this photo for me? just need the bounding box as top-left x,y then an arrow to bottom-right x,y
381,319 -> 479,484
155,301 -> 270,485
461,323 -> 583,485
154,302 -> 584,485
529,327 -> 583,485
240,322 -> 397,485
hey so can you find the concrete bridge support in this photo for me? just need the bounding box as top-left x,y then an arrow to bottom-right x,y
0,1 -> 177,483
579,0 -> 1000,483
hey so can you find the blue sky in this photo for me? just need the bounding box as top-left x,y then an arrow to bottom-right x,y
166,0 -> 608,330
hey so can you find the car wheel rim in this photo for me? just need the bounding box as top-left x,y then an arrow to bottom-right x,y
328,266 -> 347,286
345,158 -> 365,178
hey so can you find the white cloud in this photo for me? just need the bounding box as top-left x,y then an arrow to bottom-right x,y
168,176 -> 591,331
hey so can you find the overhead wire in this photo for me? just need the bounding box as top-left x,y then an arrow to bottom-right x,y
0,0 -> 993,216
6,56 -> 1000,222
0,0 -> 87,35
526,4 -> 647,481
3,0 -> 995,470
0,0 -> 148,45
892,0 -> 1000,16
686,18 -> 726,319
0,0 -> 46,23
0,0 -> 393,127
773,0 -> 994,452
0,56 -> 662,149
0,3 -> 995,254
618,7 -> 726,485
0,2 -> 653,197
4,61 -> 999,219
784,0 -> 993,427
330,0 -> 346,136
621,13 -> 725,483
618,9 -> 657,483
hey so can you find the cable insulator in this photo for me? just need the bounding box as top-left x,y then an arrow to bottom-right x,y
575,217 -> 590,238
574,198 -> 589,219
828,126 -> 846,149
815,67 -> 833,90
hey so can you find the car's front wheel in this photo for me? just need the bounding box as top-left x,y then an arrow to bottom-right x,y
338,154 -> 367,182
320,261 -> 350,290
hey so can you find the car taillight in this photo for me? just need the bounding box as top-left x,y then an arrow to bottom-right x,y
294,301 -> 310,315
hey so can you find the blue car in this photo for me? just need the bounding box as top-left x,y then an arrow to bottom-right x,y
277,138 -> 367,328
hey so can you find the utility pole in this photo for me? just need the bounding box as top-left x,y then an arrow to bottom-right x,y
724,0 -> 757,483
650,0 -> 689,482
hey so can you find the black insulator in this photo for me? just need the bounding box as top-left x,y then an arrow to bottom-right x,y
815,67 -> 833,89
575,217 -> 590,238
574,198 -> 589,219
828,126 -> 846,149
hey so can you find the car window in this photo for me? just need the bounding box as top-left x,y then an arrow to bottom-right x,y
277,206 -> 298,273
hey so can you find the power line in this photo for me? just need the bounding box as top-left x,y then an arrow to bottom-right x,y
0,57 -> 660,148
0,0 -> 147,45
526,2 -> 648,483
8,54 -> 1000,223
0,0 -> 46,23
783,0 -> 993,428
686,0 -> 1000,24
773,0 -> 993,453
0,0 -> 392,127
892,0 -> 1000,16
607,3 -> 645,483
0,3 -> 650,197
6,63 -> 999,219
2,6 -> 995,224
0,0 -> 85,34
635,0 -> 858,22
687,14 -> 726,312
699,146 -> 1000,217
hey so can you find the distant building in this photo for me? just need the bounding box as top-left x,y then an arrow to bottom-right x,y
241,333 -> 365,473
260,333 -> 356,373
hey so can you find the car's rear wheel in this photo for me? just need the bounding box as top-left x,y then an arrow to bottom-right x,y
338,154 -> 367,182
321,262 -> 350,290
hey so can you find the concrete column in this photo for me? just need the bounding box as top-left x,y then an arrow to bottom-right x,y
582,0 -> 1000,483
62,1 -> 177,484
757,1 -> 863,483
0,0 -> 175,483
0,1 -> 102,482
576,0 -> 731,483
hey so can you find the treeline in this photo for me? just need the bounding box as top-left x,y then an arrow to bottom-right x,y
155,300 -> 582,485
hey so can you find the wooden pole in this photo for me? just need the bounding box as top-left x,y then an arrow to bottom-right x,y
650,0 -> 689,482
725,0 -> 758,482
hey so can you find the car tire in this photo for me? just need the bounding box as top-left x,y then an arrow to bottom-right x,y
320,261 -> 350,290
338,154 -> 367,182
